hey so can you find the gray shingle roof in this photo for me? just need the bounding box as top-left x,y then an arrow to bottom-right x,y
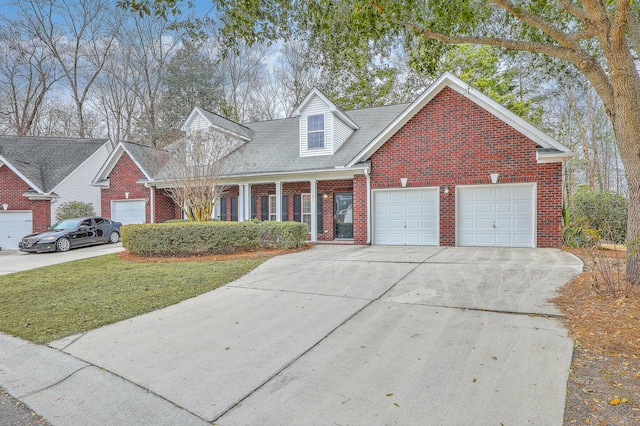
0,136 -> 108,192
222,103 -> 410,176
120,141 -> 171,178
199,109 -> 255,141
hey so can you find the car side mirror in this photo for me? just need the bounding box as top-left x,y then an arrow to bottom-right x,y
79,225 -> 88,230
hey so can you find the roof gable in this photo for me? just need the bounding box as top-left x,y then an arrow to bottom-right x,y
348,72 -> 573,166
180,107 -> 255,141
93,141 -> 168,185
292,88 -> 359,130
0,136 -> 110,193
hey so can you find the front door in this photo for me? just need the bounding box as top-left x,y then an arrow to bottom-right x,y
334,192 -> 353,239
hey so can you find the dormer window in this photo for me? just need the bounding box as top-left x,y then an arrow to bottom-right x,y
307,115 -> 325,148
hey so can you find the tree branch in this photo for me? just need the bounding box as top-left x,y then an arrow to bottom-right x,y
385,15 -> 616,124
554,0 -> 589,22
612,0 -> 631,48
489,0 -> 581,49
627,5 -> 640,57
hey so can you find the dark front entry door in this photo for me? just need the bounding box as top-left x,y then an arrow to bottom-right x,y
334,192 -> 354,239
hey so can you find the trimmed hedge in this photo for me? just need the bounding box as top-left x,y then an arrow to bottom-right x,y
121,220 -> 308,257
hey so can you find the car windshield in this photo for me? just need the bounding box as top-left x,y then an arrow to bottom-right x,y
50,219 -> 82,230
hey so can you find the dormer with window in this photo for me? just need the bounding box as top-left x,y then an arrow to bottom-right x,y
293,88 -> 359,157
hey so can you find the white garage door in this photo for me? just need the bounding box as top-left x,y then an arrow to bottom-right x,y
111,200 -> 146,225
374,188 -> 439,245
457,184 -> 535,248
0,211 -> 33,250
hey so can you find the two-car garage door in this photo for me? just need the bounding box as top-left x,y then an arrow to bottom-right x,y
372,184 -> 535,248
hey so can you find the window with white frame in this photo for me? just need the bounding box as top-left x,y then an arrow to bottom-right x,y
301,193 -> 312,228
307,114 -> 324,148
269,195 -> 277,221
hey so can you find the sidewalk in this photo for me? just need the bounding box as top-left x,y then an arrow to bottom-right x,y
0,333 -> 208,426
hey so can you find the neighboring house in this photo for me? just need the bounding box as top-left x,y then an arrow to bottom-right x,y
96,73 -> 574,248
0,136 -> 111,249
92,141 -> 181,225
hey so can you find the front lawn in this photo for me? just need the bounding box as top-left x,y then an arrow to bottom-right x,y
0,253 -> 265,344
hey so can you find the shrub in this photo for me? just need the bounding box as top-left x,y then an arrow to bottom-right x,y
257,221 -> 309,249
55,201 -> 96,221
121,220 -> 308,256
568,190 -> 628,244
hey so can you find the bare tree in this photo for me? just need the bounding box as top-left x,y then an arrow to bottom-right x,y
161,129 -> 245,221
14,0 -> 124,137
91,40 -> 140,143
205,35 -> 268,122
0,26 -> 61,135
125,15 -> 180,145
273,41 -> 324,117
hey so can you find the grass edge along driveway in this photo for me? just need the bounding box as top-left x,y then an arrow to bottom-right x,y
0,253 -> 265,344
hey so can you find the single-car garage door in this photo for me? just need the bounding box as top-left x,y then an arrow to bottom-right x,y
373,188 -> 439,245
457,183 -> 535,247
111,200 -> 146,225
0,211 -> 33,250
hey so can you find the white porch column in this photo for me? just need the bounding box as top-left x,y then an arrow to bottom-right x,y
310,179 -> 317,242
238,184 -> 245,222
275,182 -> 282,222
148,185 -> 155,223
244,184 -> 251,220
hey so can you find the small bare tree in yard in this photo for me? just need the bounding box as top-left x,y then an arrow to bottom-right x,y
162,129 -> 243,221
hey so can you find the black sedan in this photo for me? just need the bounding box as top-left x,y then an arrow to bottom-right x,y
18,217 -> 122,253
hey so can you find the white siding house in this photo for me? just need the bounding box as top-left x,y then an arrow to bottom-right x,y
50,142 -> 112,222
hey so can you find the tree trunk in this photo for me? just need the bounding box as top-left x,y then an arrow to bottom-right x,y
608,71 -> 640,284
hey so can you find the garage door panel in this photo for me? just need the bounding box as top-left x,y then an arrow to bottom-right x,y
457,184 -> 535,248
476,203 -> 493,213
495,202 -> 513,213
405,205 -> 420,215
514,186 -> 532,197
374,188 -> 439,246
0,211 -> 33,250
112,200 -> 146,225
515,235 -> 533,245
496,234 -> 514,244
515,202 -> 532,213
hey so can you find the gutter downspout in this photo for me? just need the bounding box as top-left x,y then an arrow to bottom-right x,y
364,167 -> 371,244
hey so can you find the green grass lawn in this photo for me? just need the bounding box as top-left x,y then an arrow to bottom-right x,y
0,254 -> 265,344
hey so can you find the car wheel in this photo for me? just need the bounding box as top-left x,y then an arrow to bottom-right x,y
56,237 -> 71,252
108,231 -> 120,243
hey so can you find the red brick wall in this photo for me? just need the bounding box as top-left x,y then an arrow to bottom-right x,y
353,175 -> 367,244
154,188 -> 182,222
0,165 -> 51,231
369,86 -> 563,247
101,153 -> 150,222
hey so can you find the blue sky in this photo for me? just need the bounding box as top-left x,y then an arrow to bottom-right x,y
0,1 -> 216,21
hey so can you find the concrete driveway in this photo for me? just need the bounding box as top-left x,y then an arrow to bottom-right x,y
0,243 -> 124,275
4,245 -> 582,425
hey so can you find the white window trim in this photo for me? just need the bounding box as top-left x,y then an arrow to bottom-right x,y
307,114 -> 325,149
268,194 -> 277,221
301,193 -> 312,227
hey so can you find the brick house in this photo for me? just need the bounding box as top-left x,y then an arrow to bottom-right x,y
0,136 -> 112,249
95,73 -> 573,248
